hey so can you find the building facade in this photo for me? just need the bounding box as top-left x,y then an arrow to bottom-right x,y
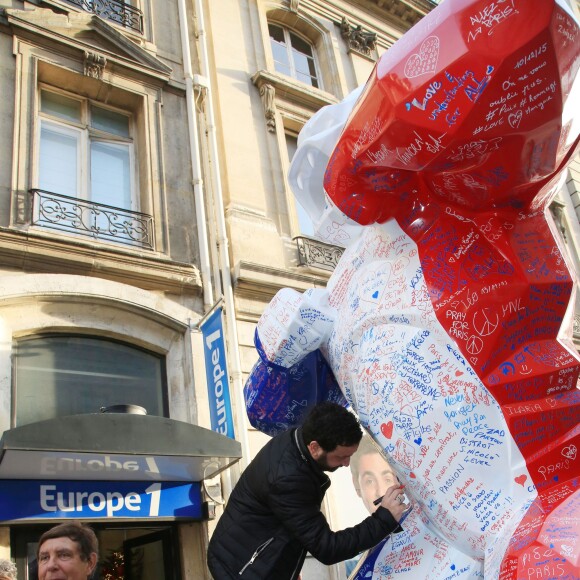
0,0 -> 241,578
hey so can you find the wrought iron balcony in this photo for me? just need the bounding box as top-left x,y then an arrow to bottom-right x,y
295,236 -> 344,272
30,189 -> 154,250
63,0 -> 144,34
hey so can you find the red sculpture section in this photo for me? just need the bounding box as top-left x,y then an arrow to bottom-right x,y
323,0 -> 580,577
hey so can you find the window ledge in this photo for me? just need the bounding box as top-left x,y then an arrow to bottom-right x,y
251,69 -> 339,112
234,260 -> 331,302
0,227 -> 202,296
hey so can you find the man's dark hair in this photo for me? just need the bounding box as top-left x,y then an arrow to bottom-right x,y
37,522 -> 99,562
302,401 -> 362,451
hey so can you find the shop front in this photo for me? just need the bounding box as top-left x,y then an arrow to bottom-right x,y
0,412 -> 241,579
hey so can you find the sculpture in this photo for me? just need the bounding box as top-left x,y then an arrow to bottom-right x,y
244,0 -> 580,577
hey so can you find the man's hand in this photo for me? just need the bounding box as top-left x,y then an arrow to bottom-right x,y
378,485 -> 409,521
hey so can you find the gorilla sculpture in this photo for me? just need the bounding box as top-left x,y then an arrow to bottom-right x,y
244,1 -> 580,577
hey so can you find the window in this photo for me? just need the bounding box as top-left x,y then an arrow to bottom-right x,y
286,134 -> 314,235
269,23 -> 320,88
38,89 -> 136,211
34,88 -> 152,247
14,336 -> 166,427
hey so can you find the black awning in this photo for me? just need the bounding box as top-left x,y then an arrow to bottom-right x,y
0,413 -> 241,482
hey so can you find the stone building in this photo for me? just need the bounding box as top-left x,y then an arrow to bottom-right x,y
0,0 -> 241,577
0,0 -> 578,579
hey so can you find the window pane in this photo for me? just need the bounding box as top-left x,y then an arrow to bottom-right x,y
292,51 -> 318,87
15,336 -> 165,427
296,199 -> 315,236
286,134 -> 314,236
41,91 -> 82,124
269,23 -> 293,76
268,23 -> 285,43
286,134 -> 298,160
273,59 -> 292,77
290,32 -> 318,88
271,42 -> 291,70
289,33 -> 313,57
39,122 -> 79,196
91,141 -> 132,209
296,69 -> 319,89
91,106 -> 130,138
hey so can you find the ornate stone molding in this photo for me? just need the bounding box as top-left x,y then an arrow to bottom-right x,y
340,16 -> 377,57
251,69 -> 339,116
289,0 -> 300,13
366,0 -> 437,26
84,51 -> 107,79
5,8 -> 172,81
295,236 -> 344,272
259,83 -> 276,132
14,189 -> 29,225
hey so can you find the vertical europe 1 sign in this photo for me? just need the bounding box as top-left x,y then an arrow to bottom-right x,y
201,307 -> 235,439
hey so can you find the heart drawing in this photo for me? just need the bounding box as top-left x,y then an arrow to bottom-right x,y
404,36 -> 440,78
381,421 -> 394,439
515,474 -> 527,486
561,444 -> 577,460
508,110 -> 523,129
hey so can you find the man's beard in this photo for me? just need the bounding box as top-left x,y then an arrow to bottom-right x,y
315,453 -> 339,472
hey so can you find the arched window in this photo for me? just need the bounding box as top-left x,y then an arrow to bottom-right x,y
268,23 -> 320,88
14,335 -> 166,426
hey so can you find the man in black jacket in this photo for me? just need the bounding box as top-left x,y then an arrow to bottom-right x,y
207,402 -> 409,579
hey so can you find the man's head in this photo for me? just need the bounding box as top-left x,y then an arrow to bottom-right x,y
350,436 -> 398,513
0,559 -> 17,580
37,522 -> 98,580
302,401 -> 362,472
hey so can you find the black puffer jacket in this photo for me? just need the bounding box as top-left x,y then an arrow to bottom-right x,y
207,428 -> 400,579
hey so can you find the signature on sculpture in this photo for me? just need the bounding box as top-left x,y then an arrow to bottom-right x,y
244,0 -> 580,578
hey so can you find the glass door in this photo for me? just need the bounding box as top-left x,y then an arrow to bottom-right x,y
123,529 -> 176,580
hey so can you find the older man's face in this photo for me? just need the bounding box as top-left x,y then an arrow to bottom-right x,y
38,537 -> 96,580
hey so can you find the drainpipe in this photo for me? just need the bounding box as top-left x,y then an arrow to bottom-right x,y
193,0 -> 251,472
177,0 -> 213,312
177,0 -> 236,502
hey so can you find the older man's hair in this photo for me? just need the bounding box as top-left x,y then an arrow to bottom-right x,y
37,522 -> 99,562
0,558 -> 17,580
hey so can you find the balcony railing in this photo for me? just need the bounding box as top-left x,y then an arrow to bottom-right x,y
63,0 -> 144,34
30,189 -> 154,250
295,236 -> 344,272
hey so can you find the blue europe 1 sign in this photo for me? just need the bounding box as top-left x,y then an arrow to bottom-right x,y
0,480 -> 204,522
201,307 -> 235,439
